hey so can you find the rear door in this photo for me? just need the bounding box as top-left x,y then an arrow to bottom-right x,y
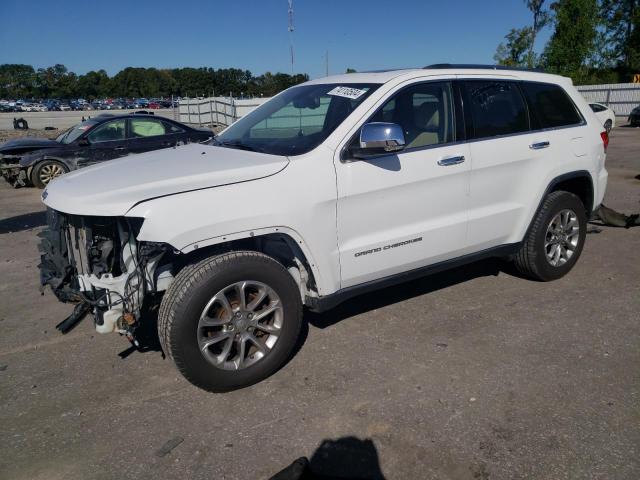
127,117 -> 176,154
461,79 -> 543,251
81,118 -> 128,167
462,79 -> 586,251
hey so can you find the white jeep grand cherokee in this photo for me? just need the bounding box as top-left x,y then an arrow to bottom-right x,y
39,65 -> 608,392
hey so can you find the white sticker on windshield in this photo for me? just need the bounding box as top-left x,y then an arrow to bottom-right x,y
327,86 -> 366,100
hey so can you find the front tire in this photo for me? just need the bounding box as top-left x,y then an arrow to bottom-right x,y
32,160 -> 68,189
513,191 -> 587,281
158,251 -> 303,392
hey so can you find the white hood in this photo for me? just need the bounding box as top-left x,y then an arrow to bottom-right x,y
43,143 -> 289,216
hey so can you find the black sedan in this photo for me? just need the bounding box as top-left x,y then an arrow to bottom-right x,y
0,113 -> 213,188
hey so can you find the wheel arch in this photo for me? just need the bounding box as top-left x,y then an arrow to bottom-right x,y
174,228 -> 323,303
29,157 -> 71,185
524,170 -> 594,240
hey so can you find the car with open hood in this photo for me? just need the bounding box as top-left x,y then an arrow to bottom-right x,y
0,113 -> 213,188
38,65 -> 608,393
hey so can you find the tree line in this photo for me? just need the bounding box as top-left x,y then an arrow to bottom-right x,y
0,64 -> 309,100
494,0 -> 639,84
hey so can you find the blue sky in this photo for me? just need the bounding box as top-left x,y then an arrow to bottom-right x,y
0,0 -> 551,79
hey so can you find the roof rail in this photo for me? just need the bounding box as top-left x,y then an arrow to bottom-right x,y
425,63 -> 544,73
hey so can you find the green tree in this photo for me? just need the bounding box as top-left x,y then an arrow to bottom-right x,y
0,64 -> 36,98
76,70 -> 111,99
524,0 -> 550,66
543,0 -> 599,83
494,27 -> 534,66
600,0 -> 640,74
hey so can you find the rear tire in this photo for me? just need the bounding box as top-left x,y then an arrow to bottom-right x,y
32,160 -> 68,189
158,251 -> 303,392
513,191 -> 587,281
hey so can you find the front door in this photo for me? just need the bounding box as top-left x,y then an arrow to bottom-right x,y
336,81 -> 470,288
81,118 -> 128,167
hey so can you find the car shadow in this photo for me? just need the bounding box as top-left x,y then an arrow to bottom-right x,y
269,435 -> 386,479
306,257 -> 515,330
0,210 -> 47,234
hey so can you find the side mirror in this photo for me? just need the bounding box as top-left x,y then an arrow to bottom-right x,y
78,137 -> 90,146
353,122 -> 405,159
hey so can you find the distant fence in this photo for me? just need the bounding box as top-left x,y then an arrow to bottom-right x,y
178,97 -> 270,127
577,83 -> 640,117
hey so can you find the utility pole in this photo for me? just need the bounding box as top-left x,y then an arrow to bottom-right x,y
288,0 -> 294,74
325,50 -> 329,77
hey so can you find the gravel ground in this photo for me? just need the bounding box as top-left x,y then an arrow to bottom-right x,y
0,127 -> 638,480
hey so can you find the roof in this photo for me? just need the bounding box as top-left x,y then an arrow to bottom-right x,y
304,65 -> 568,86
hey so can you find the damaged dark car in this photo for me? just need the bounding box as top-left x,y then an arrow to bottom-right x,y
0,113 -> 214,188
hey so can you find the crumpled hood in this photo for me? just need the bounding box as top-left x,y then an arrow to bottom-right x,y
43,143 -> 289,216
0,137 -> 59,153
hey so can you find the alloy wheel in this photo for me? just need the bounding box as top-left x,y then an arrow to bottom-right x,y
39,163 -> 65,185
544,209 -> 580,267
197,281 -> 283,370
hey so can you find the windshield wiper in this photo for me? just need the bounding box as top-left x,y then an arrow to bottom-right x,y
215,140 -> 264,153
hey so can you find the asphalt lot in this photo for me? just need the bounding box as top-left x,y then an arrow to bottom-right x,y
0,127 -> 639,480
0,109 -> 177,130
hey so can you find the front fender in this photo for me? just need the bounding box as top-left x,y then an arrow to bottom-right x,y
125,159 -> 341,296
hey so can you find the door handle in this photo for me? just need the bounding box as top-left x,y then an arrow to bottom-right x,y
114,146 -> 126,151
529,141 -> 550,150
437,155 -> 465,166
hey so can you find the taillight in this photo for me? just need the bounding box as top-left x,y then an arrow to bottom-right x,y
600,131 -> 609,151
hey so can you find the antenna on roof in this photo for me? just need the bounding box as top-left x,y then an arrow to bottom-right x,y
288,0 -> 294,75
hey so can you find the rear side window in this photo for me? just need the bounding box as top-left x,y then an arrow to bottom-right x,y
522,82 -> 583,129
463,81 -> 529,139
130,118 -> 166,138
589,103 -> 606,113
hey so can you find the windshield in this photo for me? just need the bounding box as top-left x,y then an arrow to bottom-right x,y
56,120 -> 98,144
215,83 -> 380,156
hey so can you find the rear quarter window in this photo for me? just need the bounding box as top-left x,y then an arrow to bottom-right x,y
522,82 -> 583,129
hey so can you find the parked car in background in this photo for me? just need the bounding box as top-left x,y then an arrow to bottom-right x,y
133,98 -> 149,108
37,65 -> 609,392
589,103 -> 615,132
59,103 -> 71,111
147,101 -> 161,109
0,113 -> 213,188
628,105 -> 640,127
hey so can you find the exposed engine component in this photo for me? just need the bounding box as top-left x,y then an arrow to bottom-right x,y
39,208 -> 173,337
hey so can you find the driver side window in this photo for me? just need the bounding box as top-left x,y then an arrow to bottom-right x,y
87,119 -> 126,143
368,82 -> 455,150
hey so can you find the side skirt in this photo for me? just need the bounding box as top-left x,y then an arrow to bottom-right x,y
307,243 -> 521,313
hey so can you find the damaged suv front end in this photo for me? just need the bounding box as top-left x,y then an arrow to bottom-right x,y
39,208 -> 173,341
